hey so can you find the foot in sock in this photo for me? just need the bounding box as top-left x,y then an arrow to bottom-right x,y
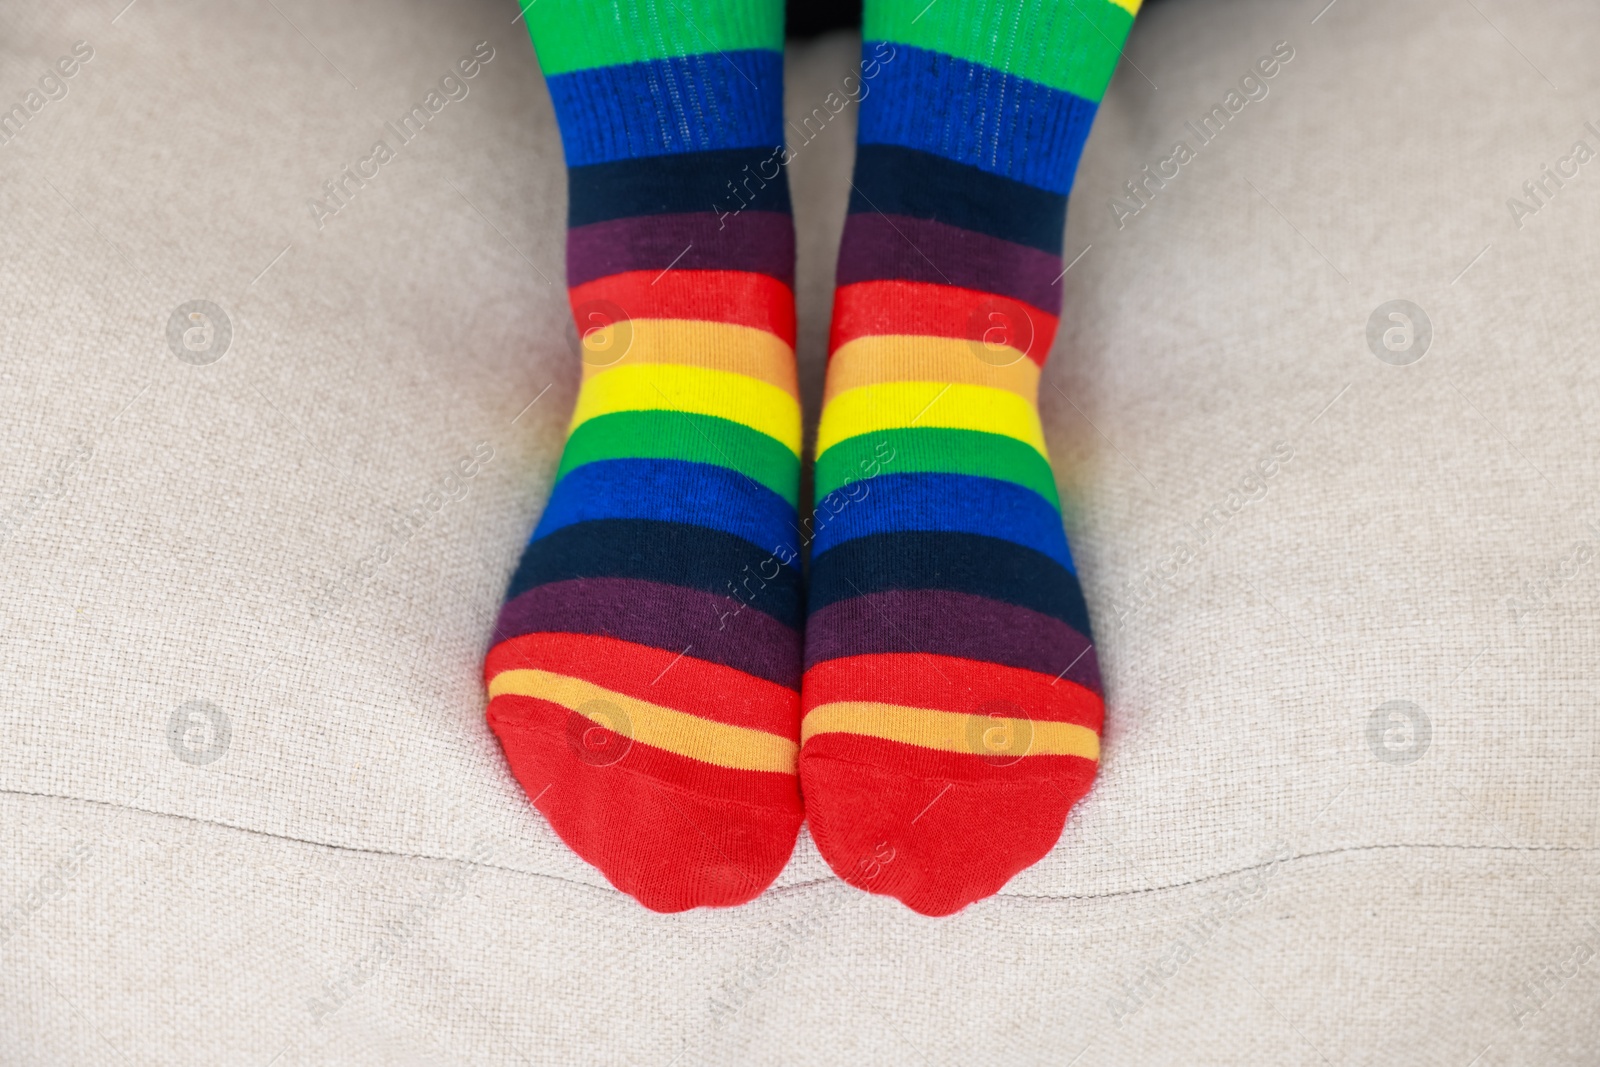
801,0 -> 1139,915
486,0 -> 805,912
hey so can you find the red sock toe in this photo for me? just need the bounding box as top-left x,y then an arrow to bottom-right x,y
491,690 -> 801,912
487,633 -> 802,913
801,729 -> 1097,917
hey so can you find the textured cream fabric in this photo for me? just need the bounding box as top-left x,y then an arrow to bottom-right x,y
2,0 -> 1598,1062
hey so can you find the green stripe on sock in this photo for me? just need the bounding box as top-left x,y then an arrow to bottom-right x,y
557,410 -> 800,507
864,0 -> 1134,103
815,427 -> 1061,510
526,0 -> 784,76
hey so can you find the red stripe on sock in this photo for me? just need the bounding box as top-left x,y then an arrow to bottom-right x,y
801,652 -> 1102,729
570,270 -> 797,347
828,280 -> 1058,363
488,631 -> 799,738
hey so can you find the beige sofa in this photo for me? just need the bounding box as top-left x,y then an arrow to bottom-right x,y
3,0 -> 1597,1062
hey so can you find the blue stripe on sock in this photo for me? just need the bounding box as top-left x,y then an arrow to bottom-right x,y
857,43 -> 1099,195
533,458 -> 797,557
545,50 -> 785,166
811,472 -> 1075,571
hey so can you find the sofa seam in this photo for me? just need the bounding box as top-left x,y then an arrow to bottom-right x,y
2,787 -> 1593,904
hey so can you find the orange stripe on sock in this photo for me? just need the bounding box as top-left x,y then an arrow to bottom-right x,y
798,730 -> 1097,782
829,280 -> 1058,363
578,318 -> 798,396
823,335 -> 1041,405
802,653 -> 1102,729
489,692 -> 803,804
800,701 -> 1099,761
571,270 -> 797,347
487,632 -> 798,738
488,669 -> 798,773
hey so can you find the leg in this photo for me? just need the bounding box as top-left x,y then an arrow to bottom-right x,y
486,0 -> 803,912
801,0 -> 1139,915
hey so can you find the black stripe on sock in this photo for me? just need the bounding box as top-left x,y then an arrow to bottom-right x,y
568,147 -> 793,227
848,144 -> 1066,254
506,519 -> 802,629
808,531 -> 1091,635
787,0 -> 860,38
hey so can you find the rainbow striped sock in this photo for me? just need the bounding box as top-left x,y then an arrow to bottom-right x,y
800,0 -> 1140,915
487,0 -> 804,913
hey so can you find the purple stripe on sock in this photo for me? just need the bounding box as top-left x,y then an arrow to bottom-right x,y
567,211 -> 795,288
834,213 -> 1063,314
495,577 -> 801,690
804,588 -> 1100,694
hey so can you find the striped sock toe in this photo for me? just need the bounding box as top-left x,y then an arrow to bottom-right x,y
800,596 -> 1103,917
489,0 -> 803,912
799,0 -> 1137,916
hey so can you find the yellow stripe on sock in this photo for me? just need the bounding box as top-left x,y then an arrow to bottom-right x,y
824,336 -> 1040,406
815,381 -> 1048,458
489,668 -> 799,774
581,319 -> 798,397
802,701 -> 1099,761
571,363 -> 803,456
1108,0 -> 1141,13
